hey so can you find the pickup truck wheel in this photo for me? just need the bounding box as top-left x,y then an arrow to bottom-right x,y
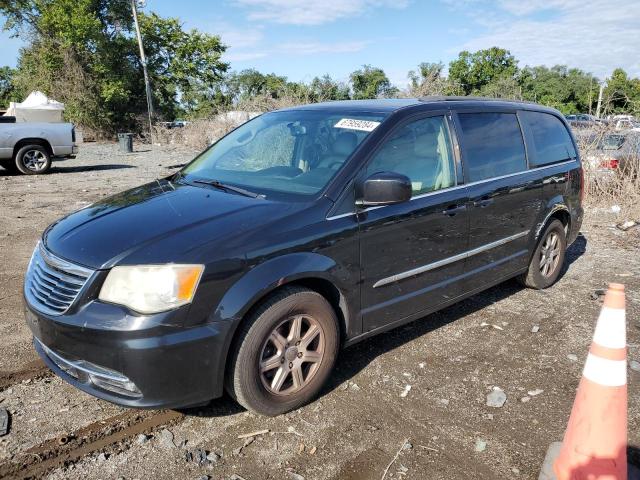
519,219 -> 566,289
227,287 -> 339,416
15,145 -> 51,175
0,159 -> 17,172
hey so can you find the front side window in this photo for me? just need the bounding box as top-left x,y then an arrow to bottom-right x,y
457,112 -> 526,182
365,116 -> 456,195
181,110 -> 387,199
520,111 -> 577,167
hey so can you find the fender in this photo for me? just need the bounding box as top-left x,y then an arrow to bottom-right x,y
535,196 -> 570,240
211,251 -> 353,330
207,252 -> 353,396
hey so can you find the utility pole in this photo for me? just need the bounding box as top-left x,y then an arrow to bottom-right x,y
595,82 -> 605,119
131,0 -> 154,143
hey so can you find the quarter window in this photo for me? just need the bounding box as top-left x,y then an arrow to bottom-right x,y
458,112 -> 526,182
520,111 -> 577,167
366,116 -> 455,195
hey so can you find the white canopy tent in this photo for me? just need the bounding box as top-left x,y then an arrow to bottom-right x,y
4,91 -> 65,123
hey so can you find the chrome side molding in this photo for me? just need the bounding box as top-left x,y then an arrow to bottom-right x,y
373,230 -> 530,288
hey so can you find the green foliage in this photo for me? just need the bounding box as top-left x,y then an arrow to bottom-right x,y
449,47 -> 518,95
309,74 -> 350,102
603,68 -> 640,115
518,65 -> 598,114
0,0 -> 227,134
0,66 -> 18,107
350,65 -> 396,99
225,69 -> 289,102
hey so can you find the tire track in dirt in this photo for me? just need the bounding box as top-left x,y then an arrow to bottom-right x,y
0,409 -> 185,479
0,359 -> 51,391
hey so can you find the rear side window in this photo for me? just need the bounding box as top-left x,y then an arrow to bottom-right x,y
457,112 -> 526,182
520,111 -> 577,167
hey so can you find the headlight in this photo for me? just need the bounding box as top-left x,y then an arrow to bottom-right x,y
98,264 -> 204,314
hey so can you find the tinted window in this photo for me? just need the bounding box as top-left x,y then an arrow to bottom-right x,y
458,112 -> 526,182
520,111 -> 577,167
366,116 -> 455,195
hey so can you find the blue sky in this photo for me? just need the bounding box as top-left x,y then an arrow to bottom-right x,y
1,0 -> 639,86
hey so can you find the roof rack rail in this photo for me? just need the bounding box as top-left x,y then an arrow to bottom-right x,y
418,95 -> 534,104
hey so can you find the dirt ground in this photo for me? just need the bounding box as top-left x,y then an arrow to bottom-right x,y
0,143 -> 638,480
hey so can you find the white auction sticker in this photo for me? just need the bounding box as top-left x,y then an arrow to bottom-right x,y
334,118 -> 381,132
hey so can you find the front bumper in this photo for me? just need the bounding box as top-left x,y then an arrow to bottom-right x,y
25,300 -> 233,409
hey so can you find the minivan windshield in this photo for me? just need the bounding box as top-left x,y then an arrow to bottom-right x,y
181,110 -> 387,199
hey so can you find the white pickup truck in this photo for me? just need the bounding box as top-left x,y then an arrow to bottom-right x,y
0,116 -> 78,175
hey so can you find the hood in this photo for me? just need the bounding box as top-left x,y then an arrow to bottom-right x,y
43,179 -> 298,269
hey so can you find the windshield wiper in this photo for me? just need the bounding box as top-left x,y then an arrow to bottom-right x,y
192,179 -> 264,199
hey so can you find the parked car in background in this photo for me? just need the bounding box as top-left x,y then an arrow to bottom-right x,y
159,120 -> 190,129
613,118 -> 640,132
24,97 -> 583,416
565,114 -> 606,130
0,116 -> 78,174
585,132 -> 640,176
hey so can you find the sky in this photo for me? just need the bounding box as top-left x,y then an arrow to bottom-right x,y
1,0 -> 639,87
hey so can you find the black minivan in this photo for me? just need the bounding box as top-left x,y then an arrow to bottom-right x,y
24,97 -> 583,415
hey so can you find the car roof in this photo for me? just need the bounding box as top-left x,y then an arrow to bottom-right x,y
279,96 -> 550,115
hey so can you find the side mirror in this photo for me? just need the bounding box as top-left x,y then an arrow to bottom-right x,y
357,171 -> 412,207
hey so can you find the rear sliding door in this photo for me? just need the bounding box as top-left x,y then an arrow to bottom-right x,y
452,110 -> 544,293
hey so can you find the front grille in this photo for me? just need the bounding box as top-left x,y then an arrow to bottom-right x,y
24,243 -> 94,316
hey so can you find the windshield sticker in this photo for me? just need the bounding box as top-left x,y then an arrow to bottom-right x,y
334,118 -> 381,132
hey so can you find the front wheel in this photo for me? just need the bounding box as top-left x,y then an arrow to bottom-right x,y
227,287 -> 339,416
15,145 -> 51,175
519,219 -> 567,289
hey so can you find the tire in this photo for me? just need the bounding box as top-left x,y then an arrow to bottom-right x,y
15,145 -> 51,175
0,159 -> 17,172
519,219 -> 567,289
227,287 -> 340,416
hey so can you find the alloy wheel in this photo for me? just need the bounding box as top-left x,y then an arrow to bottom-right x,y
259,314 -> 325,395
539,231 -> 561,277
22,150 -> 48,172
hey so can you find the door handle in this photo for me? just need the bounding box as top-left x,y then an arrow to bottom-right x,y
473,198 -> 494,208
442,204 -> 467,216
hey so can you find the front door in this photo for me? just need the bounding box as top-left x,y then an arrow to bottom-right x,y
358,114 -> 470,333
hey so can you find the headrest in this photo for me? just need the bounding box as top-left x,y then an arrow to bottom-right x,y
333,132 -> 358,155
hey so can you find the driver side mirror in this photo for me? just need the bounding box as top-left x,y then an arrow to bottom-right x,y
357,171 -> 412,207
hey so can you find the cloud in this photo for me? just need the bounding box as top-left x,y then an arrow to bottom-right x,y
224,51 -> 269,62
233,0 -> 410,25
224,39 -> 370,65
449,0 -> 640,78
278,40 -> 369,55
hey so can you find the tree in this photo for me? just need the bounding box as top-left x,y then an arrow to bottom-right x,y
350,65 -> 396,99
0,66 -> 17,108
1,0 -> 228,134
518,65 -> 598,114
139,12 -> 227,120
603,68 -> 640,115
407,62 -> 449,96
448,47 -> 518,95
309,74 -> 350,101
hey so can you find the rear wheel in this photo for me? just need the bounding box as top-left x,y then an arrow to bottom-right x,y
15,145 -> 51,175
519,219 -> 566,289
227,287 -> 339,416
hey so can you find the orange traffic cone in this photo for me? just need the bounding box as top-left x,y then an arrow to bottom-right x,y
553,283 -> 628,480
